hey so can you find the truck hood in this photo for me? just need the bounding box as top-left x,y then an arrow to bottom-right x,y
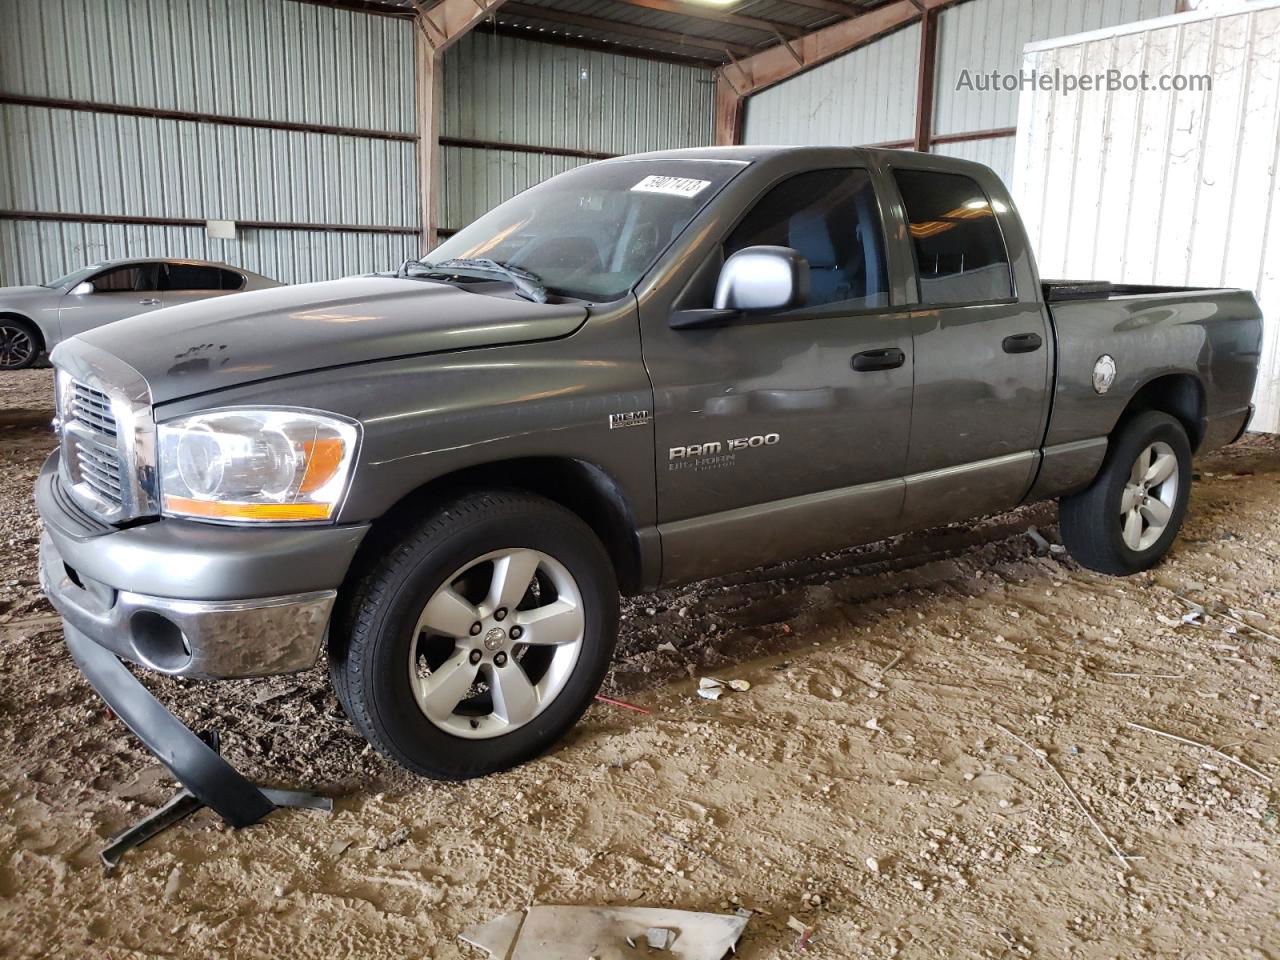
66,276 -> 589,403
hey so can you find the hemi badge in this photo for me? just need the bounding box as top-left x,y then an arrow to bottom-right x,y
609,410 -> 650,429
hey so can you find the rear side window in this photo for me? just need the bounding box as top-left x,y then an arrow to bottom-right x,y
163,264 -> 241,290
893,169 -> 1013,305
726,168 -> 889,310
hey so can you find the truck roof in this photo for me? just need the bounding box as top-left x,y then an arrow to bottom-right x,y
602,144 -> 991,175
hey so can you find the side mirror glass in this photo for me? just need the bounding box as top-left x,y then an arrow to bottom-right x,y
70,281 -> 95,295
714,245 -> 809,312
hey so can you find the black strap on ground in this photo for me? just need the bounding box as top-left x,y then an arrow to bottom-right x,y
65,625 -> 331,868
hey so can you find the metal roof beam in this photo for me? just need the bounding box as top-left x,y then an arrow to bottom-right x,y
611,0 -> 804,39
713,0 -> 965,145
718,0 -> 962,99
776,0 -> 882,20
413,0 -> 512,53
501,2 -> 756,57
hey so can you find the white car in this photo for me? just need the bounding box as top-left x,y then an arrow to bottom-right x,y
0,258 -> 278,369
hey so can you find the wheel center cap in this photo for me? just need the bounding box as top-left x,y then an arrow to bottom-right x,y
483,627 -> 506,651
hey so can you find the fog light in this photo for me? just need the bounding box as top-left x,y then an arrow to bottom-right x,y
130,611 -> 192,671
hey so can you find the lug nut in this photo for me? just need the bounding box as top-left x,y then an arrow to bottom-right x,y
495,607 -> 508,621
469,649 -> 483,664
509,625 -> 524,641
469,622 -> 482,636
494,651 -> 508,666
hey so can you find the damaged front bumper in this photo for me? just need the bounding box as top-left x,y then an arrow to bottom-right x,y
35,451 -> 352,860
35,451 -> 368,680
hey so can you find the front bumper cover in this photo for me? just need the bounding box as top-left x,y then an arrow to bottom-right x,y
36,450 -> 368,679
65,623 -> 277,828
40,533 -> 336,677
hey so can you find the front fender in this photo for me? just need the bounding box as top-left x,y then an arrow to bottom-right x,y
151,301 -> 658,532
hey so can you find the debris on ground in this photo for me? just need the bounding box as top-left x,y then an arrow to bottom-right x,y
1125,721 -> 1273,783
458,905 -> 749,959
785,915 -> 815,950
594,694 -> 652,715
696,677 -> 750,700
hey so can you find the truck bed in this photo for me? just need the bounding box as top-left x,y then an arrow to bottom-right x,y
1042,280 -> 1216,303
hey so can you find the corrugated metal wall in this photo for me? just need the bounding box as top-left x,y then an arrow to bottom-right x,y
934,0 -> 1175,184
0,0 -> 418,286
741,0 -> 1175,187
1011,2 -> 1280,429
438,31 -> 716,234
741,23 -> 920,147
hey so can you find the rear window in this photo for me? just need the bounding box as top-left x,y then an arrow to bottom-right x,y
893,169 -> 1013,305
162,264 -> 243,291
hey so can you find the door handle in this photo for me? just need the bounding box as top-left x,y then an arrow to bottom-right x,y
1002,332 -> 1043,354
851,347 -> 906,372
138,298 -> 160,305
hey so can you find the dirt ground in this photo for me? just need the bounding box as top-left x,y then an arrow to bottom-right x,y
0,367 -> 1276,959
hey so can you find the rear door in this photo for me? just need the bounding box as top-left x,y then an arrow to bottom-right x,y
58,262 -> 164,339
887,164 -> 1052,528
161,263 -> 245,308
642,166 -> 915,582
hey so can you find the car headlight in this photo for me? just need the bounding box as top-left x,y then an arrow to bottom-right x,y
158,409 -> 359,522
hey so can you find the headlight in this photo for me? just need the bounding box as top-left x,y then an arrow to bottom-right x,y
158,409 -> 359,522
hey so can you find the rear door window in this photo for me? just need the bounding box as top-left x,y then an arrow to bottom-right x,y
726,168 -> 889,310
892,169 -> 1013,305
162,264 -> 229,290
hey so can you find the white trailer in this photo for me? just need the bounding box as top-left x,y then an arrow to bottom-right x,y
1011,0 -> 1280,431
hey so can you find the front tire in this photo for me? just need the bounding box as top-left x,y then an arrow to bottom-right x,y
1059,411 -> 1192,575
330,491 -> 619,780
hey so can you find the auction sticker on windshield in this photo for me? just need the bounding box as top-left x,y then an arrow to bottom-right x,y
631,175 -> 711,198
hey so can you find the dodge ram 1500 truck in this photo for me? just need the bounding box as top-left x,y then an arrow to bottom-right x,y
38,147 -> 1262,783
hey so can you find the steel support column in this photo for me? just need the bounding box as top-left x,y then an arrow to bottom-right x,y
412,0 -> 512,252
913,4 -> 938,153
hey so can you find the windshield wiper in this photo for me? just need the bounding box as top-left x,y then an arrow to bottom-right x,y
401,257 -> 548,304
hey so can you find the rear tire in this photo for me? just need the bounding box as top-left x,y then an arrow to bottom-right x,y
0,317 -> 41,370
329,491 -> 618,780
1059,411 -> 1191,575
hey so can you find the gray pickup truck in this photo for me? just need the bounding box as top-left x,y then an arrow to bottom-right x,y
38,147 -> 1261,783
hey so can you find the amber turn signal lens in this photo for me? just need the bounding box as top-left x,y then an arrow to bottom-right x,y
299,437 -> 346,494
163,496 -> 333,521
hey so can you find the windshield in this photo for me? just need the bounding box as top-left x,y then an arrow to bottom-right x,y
44,264 -> 106,289
423,159 -> 745,301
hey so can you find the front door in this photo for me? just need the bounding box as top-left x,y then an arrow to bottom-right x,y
642,167 -> 915,583
58,262 -> 164,341
889,167 -> 1052,528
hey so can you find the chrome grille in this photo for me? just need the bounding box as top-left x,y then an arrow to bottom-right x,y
70,382 -> 118,437
55,350 -> 157,524
72,436 -> 124,500
64,379 -> 126,511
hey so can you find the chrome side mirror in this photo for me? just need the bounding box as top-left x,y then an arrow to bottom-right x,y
713,245 -> 809,312
70,281 -> 95,295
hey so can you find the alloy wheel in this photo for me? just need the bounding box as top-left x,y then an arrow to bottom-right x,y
1119,440 -> 1179,551
408,548 -> 585,739
0,323 -> 36,369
